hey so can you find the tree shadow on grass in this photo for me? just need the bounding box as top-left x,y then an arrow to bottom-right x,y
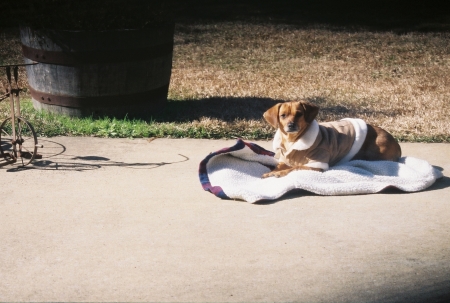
2,0 -> 448,33
156,97 -> 283,122
174,0 -> 450,33
155,96 -> 398,122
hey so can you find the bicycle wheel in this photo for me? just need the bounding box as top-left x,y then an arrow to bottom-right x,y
0,116 -> 38,166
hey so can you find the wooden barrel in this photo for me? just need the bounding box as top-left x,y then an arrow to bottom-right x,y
20,25 -> 174,118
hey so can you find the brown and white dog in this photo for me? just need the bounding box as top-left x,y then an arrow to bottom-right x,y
262,101 -> 401,178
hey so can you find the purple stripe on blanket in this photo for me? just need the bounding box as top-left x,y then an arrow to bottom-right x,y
198,139 -> 275,199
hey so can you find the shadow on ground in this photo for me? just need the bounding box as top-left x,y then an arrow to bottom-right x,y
174,0 -> 450,33
3,138 -> 189,172
159,97 -> 281,122
375,278 -> 450,303
156,96 -> 398,122
1,0 -> 449,33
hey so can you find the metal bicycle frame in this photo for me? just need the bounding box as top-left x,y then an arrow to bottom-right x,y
0,62 -> 39,166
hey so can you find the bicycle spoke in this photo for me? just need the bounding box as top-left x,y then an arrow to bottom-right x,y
0,117 -> 38,166
1,127 -> 11,138
21,136 -> 32,142
20,143 -> 31,153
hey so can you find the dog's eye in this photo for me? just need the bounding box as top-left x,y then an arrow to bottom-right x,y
280,114 -> 286,119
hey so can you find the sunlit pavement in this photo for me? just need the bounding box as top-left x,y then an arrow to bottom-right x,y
1,137 -> 449,302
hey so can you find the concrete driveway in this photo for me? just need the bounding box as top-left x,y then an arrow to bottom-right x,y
1,137 -> 449,302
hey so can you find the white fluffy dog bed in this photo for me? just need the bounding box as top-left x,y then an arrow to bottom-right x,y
199,139 -> 443,203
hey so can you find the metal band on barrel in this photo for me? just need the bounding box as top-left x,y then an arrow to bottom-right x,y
29,85 -> 169,107
21,42 -> 173,66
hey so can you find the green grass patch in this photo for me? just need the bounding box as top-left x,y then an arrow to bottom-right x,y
6,99 -> 274,140
1,99 -> 447,142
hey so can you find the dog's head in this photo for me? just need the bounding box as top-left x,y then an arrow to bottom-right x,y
263,101 -> 319,136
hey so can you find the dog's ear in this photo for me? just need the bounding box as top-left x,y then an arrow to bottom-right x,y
263,103 -> 282,128
301,101 -> 319,123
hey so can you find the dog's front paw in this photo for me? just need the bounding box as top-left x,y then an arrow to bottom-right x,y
262,172 -> 273,178
261,172 -> 275,179
262,171 -> 283,178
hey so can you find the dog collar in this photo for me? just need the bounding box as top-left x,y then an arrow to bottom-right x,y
273,120 -> 319,151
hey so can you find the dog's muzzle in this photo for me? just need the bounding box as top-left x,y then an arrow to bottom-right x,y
286,122 -> 299,133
